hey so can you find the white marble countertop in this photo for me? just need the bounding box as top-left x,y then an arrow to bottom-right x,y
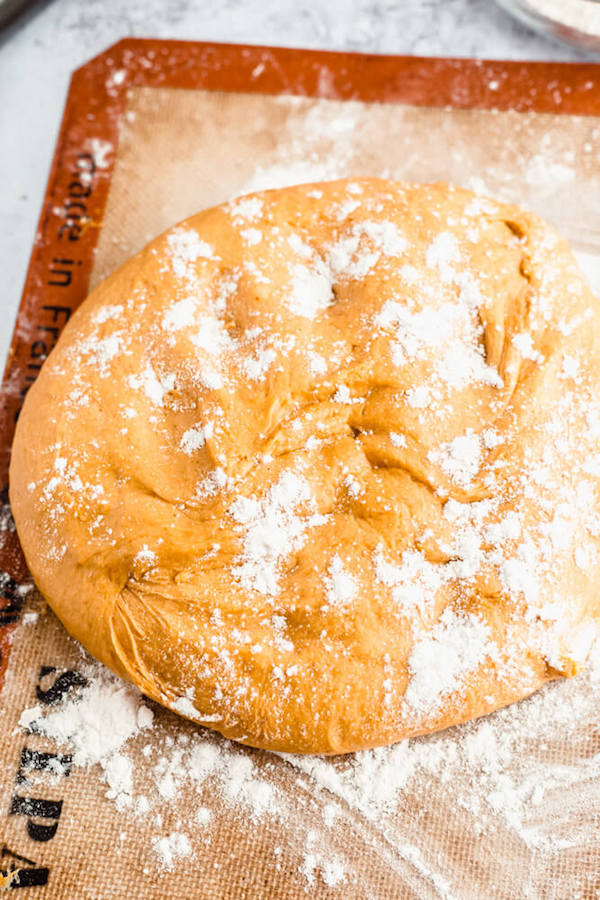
0,0 -> 596,370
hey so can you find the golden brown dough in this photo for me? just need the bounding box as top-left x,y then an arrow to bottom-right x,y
9,179 -> 600,754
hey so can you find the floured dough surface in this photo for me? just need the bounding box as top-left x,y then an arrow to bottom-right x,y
9,178 -> 600,754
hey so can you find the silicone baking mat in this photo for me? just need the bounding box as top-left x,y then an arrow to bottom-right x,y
1,40 -> 600,898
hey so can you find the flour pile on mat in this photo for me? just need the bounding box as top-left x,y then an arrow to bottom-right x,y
17,635 -> 600,890
17,660 -> 345,886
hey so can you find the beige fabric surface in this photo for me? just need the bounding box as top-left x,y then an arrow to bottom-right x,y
2,85 -> 600,899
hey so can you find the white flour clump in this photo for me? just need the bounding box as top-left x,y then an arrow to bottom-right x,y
166,227 -> 214,280
323,555 -> 357,609
128,365 -> 175,406
428,432 -> 483,487
19,671 -> 152,767
241,346 -> 277,381
289,260 -> 333,318
162,296 -> 198,331
229,471 -> 326,596
89,138 -> 113,169
404,610 -> 494,714
180,422 -> 212,455
373,546 -> 443,617
19,669 -> 154,811
153,832 -> 193,868
301,832 -> 347,887
103,754 -> 134,807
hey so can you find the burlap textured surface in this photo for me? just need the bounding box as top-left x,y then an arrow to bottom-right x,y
2,77 -> 600,899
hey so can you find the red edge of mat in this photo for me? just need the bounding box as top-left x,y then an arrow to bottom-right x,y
1,37 -> 599,693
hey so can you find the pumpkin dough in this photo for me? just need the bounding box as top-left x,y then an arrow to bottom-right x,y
9,179 -> 600,754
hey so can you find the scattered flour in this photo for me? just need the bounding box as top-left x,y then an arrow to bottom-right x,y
128,365 -> 175,406
288,261 -> 333,318
89,138 -> 113,169
18,672 -> 153,766
428,433 -> 483,487
229,471 -> 327,596
16,645 -> 600,895
241,346 -> 277,381
323,555 -> 357,609
180,422 -> 212,455
390,431 -> 407,448
71,333 -> 123,376
162,296 -> 198,331
166,227 -> 214,280
404,610 -> 494,715
153,832 -> 193,868
373,546 -> 443,617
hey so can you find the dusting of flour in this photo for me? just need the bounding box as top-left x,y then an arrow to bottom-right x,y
16,640 -> 600,895
11,96 -> 600,898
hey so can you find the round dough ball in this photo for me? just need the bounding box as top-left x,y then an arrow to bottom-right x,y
9,179 -> 600,754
